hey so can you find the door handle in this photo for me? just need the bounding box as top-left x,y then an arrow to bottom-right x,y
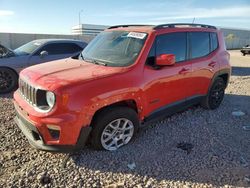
208,61 -> 216,68
179,68 -> 190,74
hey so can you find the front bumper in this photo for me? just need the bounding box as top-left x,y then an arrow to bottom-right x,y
14,105 -> 92,153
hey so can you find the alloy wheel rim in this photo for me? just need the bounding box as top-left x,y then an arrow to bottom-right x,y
0,70 -> 13,91
210,83 -> 224,106
101,118 -> 134,151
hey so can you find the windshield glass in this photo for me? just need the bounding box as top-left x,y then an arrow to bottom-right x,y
80,31 -> 147,67
14,41 -> 43,55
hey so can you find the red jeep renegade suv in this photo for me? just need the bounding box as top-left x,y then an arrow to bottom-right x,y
13,23 -> 231,152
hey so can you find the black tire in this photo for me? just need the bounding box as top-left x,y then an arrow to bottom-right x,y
90,106 -> 139,151
201,77 -> 225,110
0,68 -> 18,94
242,52 -> 246,56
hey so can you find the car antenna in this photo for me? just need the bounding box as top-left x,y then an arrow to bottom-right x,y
192,17 -> 196,24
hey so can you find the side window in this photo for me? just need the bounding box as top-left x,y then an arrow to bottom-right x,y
156,32 -> 187,62
190,32 -> 210,59
210,32 -> 219,52
67,43 -> 84,53
36,43 -> 83,55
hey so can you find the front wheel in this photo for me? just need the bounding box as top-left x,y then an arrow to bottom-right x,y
201,77 -> 225,110
90,107 -> 139,151
0,68 -> 18,94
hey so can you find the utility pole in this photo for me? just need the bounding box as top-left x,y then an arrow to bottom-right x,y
79,10 -> 83,26
78,10 -> 83,35
192,17 -> 195,24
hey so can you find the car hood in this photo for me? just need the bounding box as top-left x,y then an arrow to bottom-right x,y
20,58 -> 125,90
0,44 -> 15,58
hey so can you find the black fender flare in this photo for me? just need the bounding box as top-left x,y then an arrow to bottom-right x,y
208,68 -> 231,94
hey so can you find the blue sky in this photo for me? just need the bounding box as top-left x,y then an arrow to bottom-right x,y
0,0 -> 250,34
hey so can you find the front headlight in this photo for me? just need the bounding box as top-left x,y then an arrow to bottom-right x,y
46,91 -> 56,108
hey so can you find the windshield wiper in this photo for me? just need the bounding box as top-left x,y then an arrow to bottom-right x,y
85,58 -> 107,66
79,53 -> 84,60
79,55 -> 107,66
91,60 -> 107,66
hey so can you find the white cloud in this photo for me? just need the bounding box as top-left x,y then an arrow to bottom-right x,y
151,6 -> 250,21
97,6 -> 250,21
0,10 -> 14,16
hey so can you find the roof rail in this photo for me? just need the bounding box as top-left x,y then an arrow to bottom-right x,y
108,24 -> 152,29
154,23 -> 217,29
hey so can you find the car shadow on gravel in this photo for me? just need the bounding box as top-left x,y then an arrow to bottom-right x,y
68,94 -> 250,187
0,93 -> 13,99
232,66 -> 250,76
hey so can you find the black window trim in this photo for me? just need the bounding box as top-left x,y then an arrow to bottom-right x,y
145,40 -> 156,66
209,32 -> 212,52
146,31 -> 220,66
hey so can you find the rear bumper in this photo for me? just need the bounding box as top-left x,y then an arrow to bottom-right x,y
14,105 -> 92,153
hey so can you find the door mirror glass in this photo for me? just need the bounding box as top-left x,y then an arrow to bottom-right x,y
156,54 -> 175,66
40,50 -> 48,58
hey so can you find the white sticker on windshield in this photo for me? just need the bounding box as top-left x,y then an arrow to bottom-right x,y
33,42 -> 41,46
127,32 -> 146,39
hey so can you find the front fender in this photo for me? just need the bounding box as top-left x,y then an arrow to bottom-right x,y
0,56 -> 28,73
79,88 -> 145,125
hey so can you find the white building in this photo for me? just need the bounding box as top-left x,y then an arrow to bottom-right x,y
71,24 -> 109,36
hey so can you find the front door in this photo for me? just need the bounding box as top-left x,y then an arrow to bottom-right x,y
143,32 -> 192,116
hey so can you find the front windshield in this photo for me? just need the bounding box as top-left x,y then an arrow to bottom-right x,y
14,41 -> 43,55
81,31 -> 147,67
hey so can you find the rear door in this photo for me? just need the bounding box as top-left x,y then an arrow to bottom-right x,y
143,32 -> 192,115
28,43 -> 83,66
188,32 -> 220,97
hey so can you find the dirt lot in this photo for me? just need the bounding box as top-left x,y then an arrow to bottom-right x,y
0,50 -> 250,188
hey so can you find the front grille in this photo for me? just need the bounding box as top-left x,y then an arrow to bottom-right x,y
19,79 -> 37,106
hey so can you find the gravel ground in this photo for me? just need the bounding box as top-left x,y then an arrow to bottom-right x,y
0,50 -> 250,188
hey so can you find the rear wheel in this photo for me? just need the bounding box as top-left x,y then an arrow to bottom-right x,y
201,77 -> 225,110
90,107 -> 139,151
0,68 -> 18,94
242,52 -> 246,56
